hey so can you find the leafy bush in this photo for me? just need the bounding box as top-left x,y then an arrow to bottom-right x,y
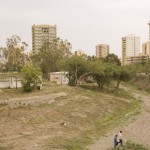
21,65 -> 42,92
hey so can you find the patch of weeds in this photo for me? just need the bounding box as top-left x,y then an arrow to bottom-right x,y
0,103 -> 7,107
112,88 -> 135,100
0,145 -> 13,150
62,138 -> 91,150
63,144 -> 83,150
0,147 -> 8,150
145,88 -> 150,94
108,140 -> 149,150
79,84 -> 100,93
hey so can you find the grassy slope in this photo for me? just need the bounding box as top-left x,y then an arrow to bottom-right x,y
0,82 -> 142,150
128,79 -> 150,94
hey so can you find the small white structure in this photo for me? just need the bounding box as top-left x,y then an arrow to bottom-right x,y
49,72 -> 69,85
0,77 -> 22,88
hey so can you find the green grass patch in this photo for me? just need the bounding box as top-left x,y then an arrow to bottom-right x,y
145,88 -> 150,94
111,88 -> 135,100
0,147 -> 8,150
0,145 -> 13,150
108,141 -> 149,150
79,84 -> 135,100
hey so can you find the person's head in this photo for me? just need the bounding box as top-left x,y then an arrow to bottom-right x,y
116,135 -> 118,137
120,131 -> 122,133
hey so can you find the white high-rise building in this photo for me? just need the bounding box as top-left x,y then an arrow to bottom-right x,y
142,20 -> 150,57
122,35 -> 140,65
32,24 -> 57,53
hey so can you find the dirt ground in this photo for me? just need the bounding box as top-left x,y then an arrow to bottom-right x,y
89,86 -> 150,150
0,83 -> 144,150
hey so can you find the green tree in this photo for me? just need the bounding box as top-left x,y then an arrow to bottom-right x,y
113,66 -> 132,89
3,35 -> 28,71
105,53 -> 121,66
128,62 -> 150,81
87,55 -> 97,61
58,56 -> 90,86
21,65 -> 42,92
31,38 -> 72,74
90,60 -> 115,89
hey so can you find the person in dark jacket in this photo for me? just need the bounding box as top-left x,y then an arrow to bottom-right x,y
114,135 -> 119,148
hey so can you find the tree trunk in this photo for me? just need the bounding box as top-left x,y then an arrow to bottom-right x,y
75,65 -> 78,86
116,80 -> 121,89
100,83 -> 104,90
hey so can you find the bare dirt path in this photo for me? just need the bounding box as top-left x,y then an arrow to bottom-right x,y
89,87 -> 150,150
0,92 -> 67,109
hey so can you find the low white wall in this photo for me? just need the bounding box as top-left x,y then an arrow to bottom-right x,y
0,77 -> 22,88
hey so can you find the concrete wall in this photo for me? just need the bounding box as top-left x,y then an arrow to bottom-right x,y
0,77 -> 22,88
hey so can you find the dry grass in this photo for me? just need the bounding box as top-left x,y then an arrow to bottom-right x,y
129,79 -> 150,93
0,81 -> 142,150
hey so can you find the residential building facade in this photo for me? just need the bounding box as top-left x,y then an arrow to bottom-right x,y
122,34 -> 140,65
32,24 -> 57,53
74,50 -> 87,57
123,55 -> 149,65
96,44 -> 109,58
142,41 -> 150,57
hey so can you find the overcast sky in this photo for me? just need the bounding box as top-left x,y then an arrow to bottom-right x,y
0,0 -> 150,57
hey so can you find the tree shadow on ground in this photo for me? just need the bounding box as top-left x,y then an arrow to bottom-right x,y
79,84 -> 114,94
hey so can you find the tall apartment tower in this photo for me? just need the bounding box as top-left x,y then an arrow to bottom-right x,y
142,42 -> 150,56
141,20 -> 150,57
122,35 -> 140,65
96,44 -> 109,58
32,24 -> 57,53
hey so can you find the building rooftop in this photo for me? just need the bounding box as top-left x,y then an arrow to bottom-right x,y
32,24 -> 56,28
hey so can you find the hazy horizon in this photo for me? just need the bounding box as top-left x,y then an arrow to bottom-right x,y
0,0 -> 150,57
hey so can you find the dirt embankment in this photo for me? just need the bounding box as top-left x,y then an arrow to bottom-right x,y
0,84 -> 147,150
0,92 -> 67,109
89,87 -> 150,150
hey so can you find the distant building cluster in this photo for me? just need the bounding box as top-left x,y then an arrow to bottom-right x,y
121,20 -> 150,65
2,21 -> 150,66
122,36 -> 150,65
30,20 -> 150,66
